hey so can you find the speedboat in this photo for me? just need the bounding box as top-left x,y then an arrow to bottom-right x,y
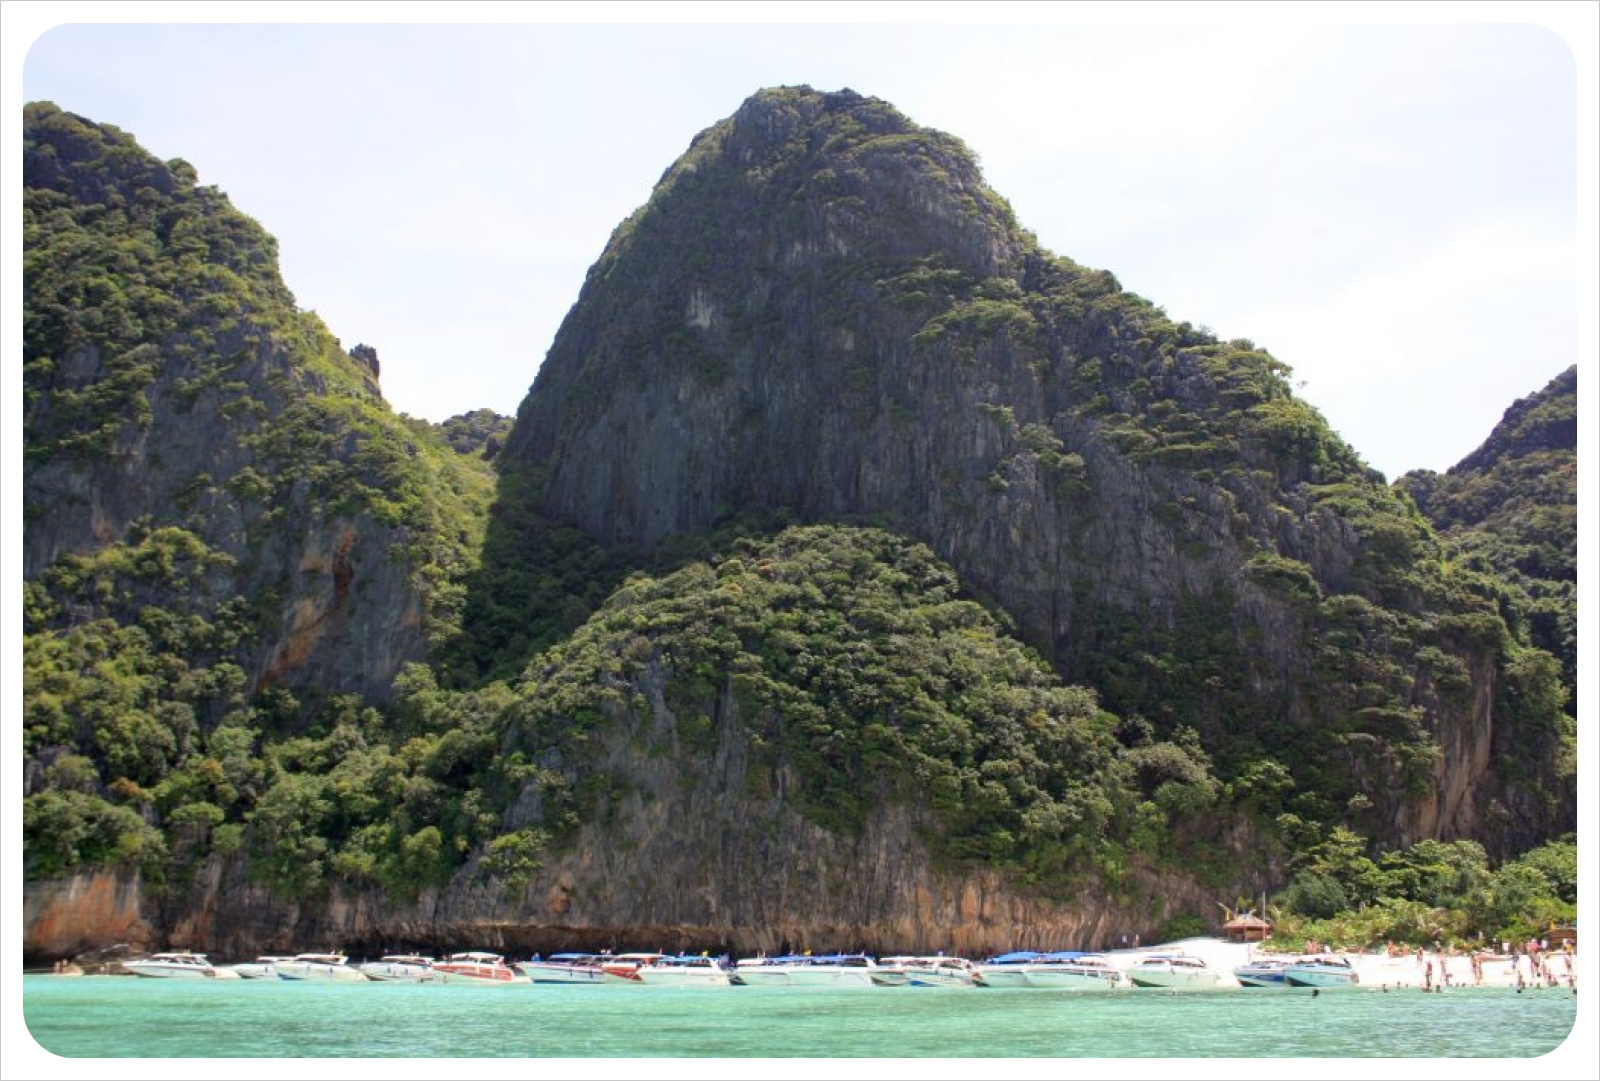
880,956 -> 979,988
973,951 -> 1044,988
1020,952 -> 1124,990
518,952 -> 611,984
1234,957 -> 1294,988
358,954 -> 439,981
125,951 -> 218,979
634,954 -> 734,987
1283,955 -> 1360,988
731,953 -> 885,987
1125,953 -> 1221,990
974,950 -> 1122,989
229,955 -> 296,980
432,951 -> 520,984
275,952 -> 370,982
598,952 -> 667,983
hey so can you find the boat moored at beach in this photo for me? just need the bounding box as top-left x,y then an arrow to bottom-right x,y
229,955 -> 296,980
972,951 -> 1121,989
972,951 -> 1044,988
276,953 -> 371,982
518,953 -> 611,984
598,953 -> 667,983
1233,957 -> 1294,988
1125,953 -> 1221,990
633,954 -> 734,987
432,951 -> 520,983
358,954 -> 439,981
732,954 -> 886,987
880,956 -> 979,988
124,952 -> 220,979
1019,952 -> 1124,990
1282,955 -> 1360,988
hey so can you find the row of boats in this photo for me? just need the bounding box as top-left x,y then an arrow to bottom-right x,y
121,948 -> 1361,990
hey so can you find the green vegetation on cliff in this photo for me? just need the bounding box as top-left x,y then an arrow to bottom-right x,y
507,86 -> 1572,866
19,519 -> 509,901
1397,366 -> 1578,719
22,103 -> 500,897
24,101 -> 497,665
496,525 -> 1141,880
20,94 -> 1577,954
23,517 -> 1573,946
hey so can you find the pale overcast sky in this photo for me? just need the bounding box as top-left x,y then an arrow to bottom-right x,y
9,3 -> 1596,486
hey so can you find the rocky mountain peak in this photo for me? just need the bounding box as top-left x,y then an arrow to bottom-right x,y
496,87 -> 1572,854
1453,365 -> 1577,475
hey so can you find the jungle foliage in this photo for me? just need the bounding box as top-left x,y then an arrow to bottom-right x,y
1397,366 -> 1578,717
23,101 -> 497,655
19,96 -> 1577,947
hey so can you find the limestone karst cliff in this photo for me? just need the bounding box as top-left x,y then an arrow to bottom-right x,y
501,86 -> 1571,854
1399,365 -> 1578,718
21,90 -> 1575,962
23,101 -> 493,703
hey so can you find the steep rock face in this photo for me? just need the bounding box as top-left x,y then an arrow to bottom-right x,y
24,675 -> 1234,961
22,872 -> 148,959
23,847 -> 1219,963
504,87 -> 1554,850
1395,367 -> 1579,838
22,103 -> 472,701
462,671 -> 1238,957
1398,366 -> 1577,690
21,92 -> 1572,958
25,526 -> 1246,961
510,89 -> 1312,690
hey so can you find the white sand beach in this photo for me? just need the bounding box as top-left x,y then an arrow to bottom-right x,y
1104,937 -> 1580,992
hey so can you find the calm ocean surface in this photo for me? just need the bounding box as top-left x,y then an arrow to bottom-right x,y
17,975 -> 1584,1064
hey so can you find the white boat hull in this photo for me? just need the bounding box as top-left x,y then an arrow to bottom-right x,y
1283,968 -> 1359,988
359,962 -> 438,981
634,968 -> 732,987
735,967 -> 878,987
125,964 -> 216,979
883,957 -> 978,987
230,964 -> 276,980
125,953 -> 220,979
1127,971 -> 1219,990
520,964 -> 610,984
1022,969 -> 1122,990
277,963 -> 370,982
907,972 -> 975,988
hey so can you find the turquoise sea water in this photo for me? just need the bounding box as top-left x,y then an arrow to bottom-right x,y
16,975 -> 1584,1065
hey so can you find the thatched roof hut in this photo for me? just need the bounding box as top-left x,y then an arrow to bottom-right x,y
1222,912 -> 1273,943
